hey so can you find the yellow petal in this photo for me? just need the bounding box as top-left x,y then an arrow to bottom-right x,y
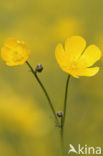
78,45 -> 101,67
59,65 -> 79,78
60,65 -> 99,78
6,61 -> 24,66
55,43 -> 66,67
1,47 -> 13,61
4,38 -> 18,48
77,67 -> 99,77
65,36 -> 86,62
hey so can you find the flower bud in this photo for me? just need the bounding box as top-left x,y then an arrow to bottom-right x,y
35,64 -> 43,72
57,111 -> 63,118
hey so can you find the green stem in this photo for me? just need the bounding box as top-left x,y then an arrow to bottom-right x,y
26,61 -> 59,124
60,116 -> 64,156
61,75 -> 71,155
62,75 -> 71,128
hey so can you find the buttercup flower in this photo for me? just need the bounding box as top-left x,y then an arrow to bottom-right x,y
55,36 -> 102,78
1,38 -> 30,66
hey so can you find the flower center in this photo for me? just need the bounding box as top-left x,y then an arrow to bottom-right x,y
14,51 -> 19,55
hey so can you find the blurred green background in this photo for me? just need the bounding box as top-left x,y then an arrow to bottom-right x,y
0,0 -> 103,155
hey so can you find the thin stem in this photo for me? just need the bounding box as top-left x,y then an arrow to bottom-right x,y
26,61 -> 59,124
61,75 -> 71,155
60,116 -> 64,156
62,75 -> 71,128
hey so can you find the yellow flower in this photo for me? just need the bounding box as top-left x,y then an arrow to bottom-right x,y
55,36 -> 102,78
1,38 -> 30,66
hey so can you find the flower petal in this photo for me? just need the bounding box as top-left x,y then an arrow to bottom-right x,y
1,47 -> 13,61
78,45 -> 102,67
65,36 -> 86,62
60,66 -> 99,78
58,65 -> 79,78
77,67 -> 99,77
55,43 -> 66,67
4,38 -> 18,48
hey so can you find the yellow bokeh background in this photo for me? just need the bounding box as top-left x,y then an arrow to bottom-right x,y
0,0 -> 103,155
